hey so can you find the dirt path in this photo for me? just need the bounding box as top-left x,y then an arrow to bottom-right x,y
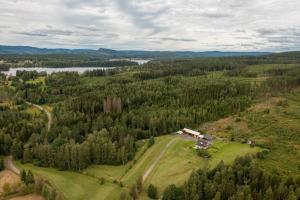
4,156 -> 20,175
142,138 -> 176,183
26,102 -> 52,131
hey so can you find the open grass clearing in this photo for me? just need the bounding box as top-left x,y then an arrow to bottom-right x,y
15,135 -> 261,199
0,170 -> 20,194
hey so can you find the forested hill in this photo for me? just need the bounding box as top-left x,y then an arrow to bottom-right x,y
0,45 -> 271,58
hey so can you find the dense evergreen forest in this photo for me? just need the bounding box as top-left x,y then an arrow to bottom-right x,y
1,53 -> 300,173
0,54 -> 138,69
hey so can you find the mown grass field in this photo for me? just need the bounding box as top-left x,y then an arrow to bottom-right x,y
15,134 -> 260,200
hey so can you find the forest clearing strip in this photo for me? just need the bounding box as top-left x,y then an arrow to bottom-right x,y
142,138 -> 176,183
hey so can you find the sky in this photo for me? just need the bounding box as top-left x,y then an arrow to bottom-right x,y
0,0 -> 299,51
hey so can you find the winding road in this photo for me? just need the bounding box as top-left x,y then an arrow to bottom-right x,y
4,102 -> 52,175
4,156 -> 20,175
25,101 -> 52,131
142,138 -> 176,183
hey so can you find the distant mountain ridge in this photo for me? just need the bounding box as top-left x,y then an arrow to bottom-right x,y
0,45 -> 271,58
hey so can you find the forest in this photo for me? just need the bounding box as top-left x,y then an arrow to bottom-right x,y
0,52 -> 300,199
162,155 -> 300,200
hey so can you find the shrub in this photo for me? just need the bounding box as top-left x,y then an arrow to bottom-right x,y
197,149 -> 211,158
147,184 -> 158,199
2,182 -> 11,195
148,136 -> 155,148
99,177 -> 106,185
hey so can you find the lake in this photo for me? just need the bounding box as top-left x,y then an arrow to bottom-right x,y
2,59 -> 150,76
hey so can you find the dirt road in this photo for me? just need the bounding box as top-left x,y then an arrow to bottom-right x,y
4,156 -> 20,175
142,138 -> 176,182
26,102 -> 52,131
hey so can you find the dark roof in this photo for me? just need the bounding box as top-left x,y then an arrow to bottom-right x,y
196,139 -> 210,147
203,134 -> 213,141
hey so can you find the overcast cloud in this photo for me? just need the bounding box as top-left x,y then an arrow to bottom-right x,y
0,0 -> 299,51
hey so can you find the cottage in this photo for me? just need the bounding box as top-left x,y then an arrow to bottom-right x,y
182,128 -> 201,138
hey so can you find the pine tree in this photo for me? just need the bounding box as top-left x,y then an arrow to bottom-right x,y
26,170 -> 35,185
20,169 -> 27,184
147,184 -> 158,199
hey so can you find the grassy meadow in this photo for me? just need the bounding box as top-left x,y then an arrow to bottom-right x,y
15,134 -> 260,200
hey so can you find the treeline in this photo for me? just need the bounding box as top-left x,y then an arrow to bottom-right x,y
40,60 -> 137,68
16,70 -> 46,81
0,64 -> 10,71
134,58 -> 246,80
0,54 -> 138,68
26,129 -> 135,170
83,68 -> 119,77
162,155 -> 300,200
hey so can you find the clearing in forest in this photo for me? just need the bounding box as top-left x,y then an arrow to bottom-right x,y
16,134 -> 260,200
0,170 -> 20,194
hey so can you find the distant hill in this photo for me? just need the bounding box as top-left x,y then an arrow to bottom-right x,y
97,48 -> 272,59
0,45 -> 271,58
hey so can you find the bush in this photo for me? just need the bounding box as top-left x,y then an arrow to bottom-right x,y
235,117 -> 242,122
162,184 -> 184,200
99,177 -> 106,185
3,182 -> 11,195
147,184 -> 158,199
148,136 -> 155,148
196,149 -> 211,158
119,181 -> 124,187
257,150 -> 269,159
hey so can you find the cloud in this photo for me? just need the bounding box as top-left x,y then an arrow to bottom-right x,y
15,32 -> 48,37
159,37 -> 197,42
0,0 -> 300,51
114,0 -> 169,34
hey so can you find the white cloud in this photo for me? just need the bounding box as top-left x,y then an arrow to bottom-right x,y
0,0 -> 299,51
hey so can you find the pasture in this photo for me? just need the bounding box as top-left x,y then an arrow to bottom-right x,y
16,135 -> 260,199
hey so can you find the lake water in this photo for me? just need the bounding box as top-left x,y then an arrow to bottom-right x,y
2,59 -> 150,77
109,59 -> 150,65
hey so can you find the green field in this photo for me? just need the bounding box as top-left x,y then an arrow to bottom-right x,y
16,135 -> 260,200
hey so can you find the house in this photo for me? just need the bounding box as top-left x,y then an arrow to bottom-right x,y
194,139 -> 211,149
182,128 -> 201,138
176,130 -> 183,135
